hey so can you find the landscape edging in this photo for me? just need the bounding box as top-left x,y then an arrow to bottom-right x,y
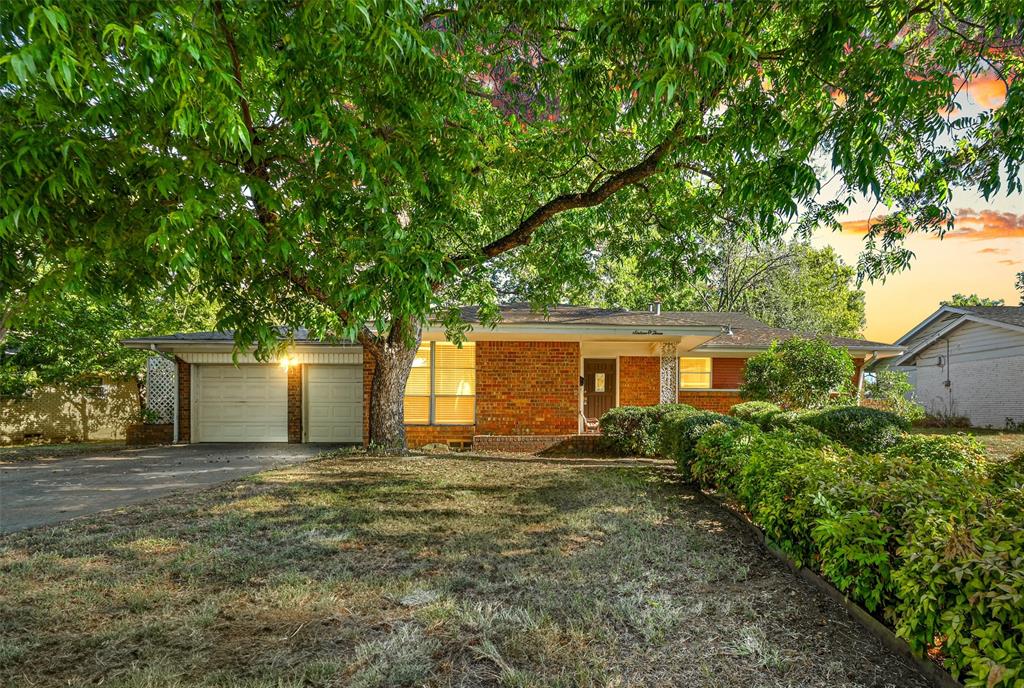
700,491 -> 964,688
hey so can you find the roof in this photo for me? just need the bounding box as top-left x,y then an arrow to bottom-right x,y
122,304 -> 899,353
946,305 -> 1024,329
696,326 -> 897,352
889,305 -> 1024,366
457,303 -> 767,329
121,328 -> 357,347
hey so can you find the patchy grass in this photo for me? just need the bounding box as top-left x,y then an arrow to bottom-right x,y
0,453 -> 927,687
0,440 -> 126,463
911,427 -> 1024,461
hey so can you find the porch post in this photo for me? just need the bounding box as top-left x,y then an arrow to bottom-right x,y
658,343 -> 678,404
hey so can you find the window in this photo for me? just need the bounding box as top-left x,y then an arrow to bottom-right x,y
403,342 -> 476,425
679,357 -> 712,389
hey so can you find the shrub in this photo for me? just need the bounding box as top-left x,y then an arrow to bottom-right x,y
729,401 -> 783,428
740,337 -> 856,409
658,411 -> 742,473
600,403 -> 697,456
862,370 -> 926,424
678,419 -> 1024,686
884,433 -> 988,475
799,405 -> 909,452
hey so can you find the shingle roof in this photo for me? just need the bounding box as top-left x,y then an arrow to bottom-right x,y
949,305 -> 1024,329
457,303 -> 767,329
122,304 -> 898,351
121,328 -> 357,346
697,327 -> 897,351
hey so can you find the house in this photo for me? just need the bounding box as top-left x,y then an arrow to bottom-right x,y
122,304 -> 901,451
882,305 -> 1024,428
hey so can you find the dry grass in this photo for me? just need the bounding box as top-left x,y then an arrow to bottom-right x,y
0,452 -> 928,687
911,427 -> 1024,461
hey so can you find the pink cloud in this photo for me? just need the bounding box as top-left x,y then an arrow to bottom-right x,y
841,208 -> 1024,241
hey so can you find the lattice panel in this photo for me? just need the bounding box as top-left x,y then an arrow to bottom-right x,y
659,344 -> 678,404
145,356 -> 177,424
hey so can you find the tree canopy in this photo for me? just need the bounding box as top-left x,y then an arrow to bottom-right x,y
524,239 -> 866,338
0,289 -> 217,399
941,293 -> 1006,307
3,1 -> 1022,448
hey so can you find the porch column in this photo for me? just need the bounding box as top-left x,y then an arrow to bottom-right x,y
658,343 -> 678,404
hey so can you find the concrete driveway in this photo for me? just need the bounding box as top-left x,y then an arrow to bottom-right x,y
0,443 -> 340,533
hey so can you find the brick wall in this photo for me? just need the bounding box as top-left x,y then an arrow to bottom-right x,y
177,357 -> 191,443
678,390 -> 743,413
126,423 -> 173,446
476,341 -> 580,435
712,357 -> 746,389
288,364 -> 302,443
619,356 -> 660,406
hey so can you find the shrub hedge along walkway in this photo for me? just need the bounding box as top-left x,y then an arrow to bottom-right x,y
604,401 -> 1024,688
0,453 -> 928,687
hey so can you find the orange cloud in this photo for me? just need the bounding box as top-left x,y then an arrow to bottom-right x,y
840,209 -> 1024,241
978,247 -> 1009,254
998,259 -> 1022,266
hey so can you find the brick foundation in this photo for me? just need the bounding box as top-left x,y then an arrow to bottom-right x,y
471,434 -> 603,453
476,341 -> 579,435
288,364 -> 302,443
176,358 -> 191,443
678,390 -> 743,413
406,424 -> 475,448
619,356 -> 660,406
126,423 -> 174,446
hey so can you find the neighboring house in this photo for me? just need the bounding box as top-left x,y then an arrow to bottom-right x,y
122,303 -> 900,451
883,305 -> 1024,428
0,379 -> 140,444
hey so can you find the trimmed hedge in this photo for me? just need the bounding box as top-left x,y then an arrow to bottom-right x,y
798,405 -> 909,453
600,403 -> 698,457
729,401 -> 783,428
658,411 -> 743,472
688,424 -> 1023,687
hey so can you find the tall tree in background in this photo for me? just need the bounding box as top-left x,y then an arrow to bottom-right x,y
505,239 -> 866,338
0,290 -> 217,404
3,2 -> 1021,450
941,293 -> 1006,307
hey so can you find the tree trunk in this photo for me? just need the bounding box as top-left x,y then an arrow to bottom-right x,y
360,318 -> 422,454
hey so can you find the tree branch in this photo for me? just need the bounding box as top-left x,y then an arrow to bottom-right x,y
454,119 -> 706,266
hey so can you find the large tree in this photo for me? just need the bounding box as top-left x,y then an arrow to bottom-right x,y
2,2 -> 1021,451
519,239 -> 866,338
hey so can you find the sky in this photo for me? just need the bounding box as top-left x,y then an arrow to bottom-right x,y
809,74 -> 1023,343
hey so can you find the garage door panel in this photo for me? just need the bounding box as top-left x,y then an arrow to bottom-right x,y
195,365 -> 288,442
306,365 -> 363,443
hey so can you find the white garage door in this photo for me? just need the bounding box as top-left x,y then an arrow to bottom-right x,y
195,365 -> 288,442
306,365 -> 363,443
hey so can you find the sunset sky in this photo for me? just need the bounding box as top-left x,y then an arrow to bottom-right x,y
809,74 -> 1023,343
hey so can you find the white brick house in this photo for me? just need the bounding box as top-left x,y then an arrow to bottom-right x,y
887,306 -> 1024,428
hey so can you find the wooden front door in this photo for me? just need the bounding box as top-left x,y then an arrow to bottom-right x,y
583,358 -> 616,421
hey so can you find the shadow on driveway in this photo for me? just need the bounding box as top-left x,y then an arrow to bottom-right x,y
0,443 -> 343,533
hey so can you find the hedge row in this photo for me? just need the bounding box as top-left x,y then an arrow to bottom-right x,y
600,402 -> 1024,686
729,401 -> 910,453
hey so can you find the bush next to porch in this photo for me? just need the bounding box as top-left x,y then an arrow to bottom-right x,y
599,403 -> 697,457
680,420 -> 1024,688
658,411 -> 744,472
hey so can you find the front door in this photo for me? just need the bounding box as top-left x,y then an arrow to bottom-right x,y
583,358 -> 616,421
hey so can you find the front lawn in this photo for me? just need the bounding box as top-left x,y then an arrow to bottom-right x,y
911,427 -> 1024,461
0,453 -> 926,687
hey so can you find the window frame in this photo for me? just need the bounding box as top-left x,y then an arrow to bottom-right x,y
403,341 -> 476,426
678,356 -> 713,390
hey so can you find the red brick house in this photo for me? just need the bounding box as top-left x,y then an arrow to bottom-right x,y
123,304 -> 901,451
